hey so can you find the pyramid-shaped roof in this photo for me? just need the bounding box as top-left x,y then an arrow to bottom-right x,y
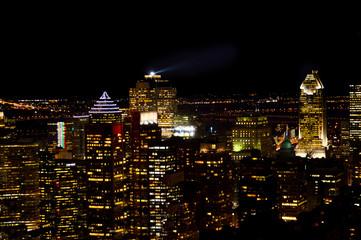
89,91 -> 121,114
300,70 -> 324,95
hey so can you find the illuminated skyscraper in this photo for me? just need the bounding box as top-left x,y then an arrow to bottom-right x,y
273,142 -> 307,222
0,143 -> 40,238
129,78 -> 156,112
39,149 -> 84,239
128,111 -> 162,238
350,85 -> 361,147
350,85 -> 361,185
147,140 -> 183,239
196,141 -> 233,231
129,74 -> 177,139
296,70 -> 327,158
85,92 -> 128,239
47,120 -> 75,151
89,91 -> 122,124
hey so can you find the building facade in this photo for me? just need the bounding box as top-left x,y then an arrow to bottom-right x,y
232,114 -> 274,159
129,74 -> 177,139
0,143 -> 40,239
128,111 -> 162,238
196,141 -> 233,231
39,149 -> 85,239
296,70 -> 327,158
85,92 -> 128,239
350,85 -> 361,186
147,140 -> 183,239
238,156 -> 275,224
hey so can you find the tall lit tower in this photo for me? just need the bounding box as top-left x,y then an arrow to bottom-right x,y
128,111 -> 162,238
350,85 -> 361,147
129,73 -> 177,139
85,92 -> 128,239
147,139 -> 184,239
296,70 -> 327,158
350,85 -> 361,185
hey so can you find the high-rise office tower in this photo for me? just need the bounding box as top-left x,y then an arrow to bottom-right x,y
273,141 -> 307,221
350,85 -> 361,186
39,149 -> 84,239
196,141 -> 233,231
85,92 -> 128,239
47,120 -> 75,151
128,111 -> 162,238
296,70 -> 327,158
129,74 -> 177,139
0,143 -> 40,238
309,164 -> 345,206
147,140 -> 183,239
72,115 -> 89,159
350,85 -> 361,147
238,156 -> 275,224
39,150 -> 56,240
232,114 -> 274,159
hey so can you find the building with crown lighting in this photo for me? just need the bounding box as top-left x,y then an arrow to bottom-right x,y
129,74 -> 177,139
296,70 -> 327,158
85,92 -> 128,239
89,91 -> 122,124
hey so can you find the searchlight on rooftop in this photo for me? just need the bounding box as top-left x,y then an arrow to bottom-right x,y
145,72 -> 161,79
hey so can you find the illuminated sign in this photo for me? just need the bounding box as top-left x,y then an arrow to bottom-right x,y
57,122 -> 65,148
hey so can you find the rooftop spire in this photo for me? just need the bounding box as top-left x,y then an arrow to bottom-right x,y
100,91 -> 111,100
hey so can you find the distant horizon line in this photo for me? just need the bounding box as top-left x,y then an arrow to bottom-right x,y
0,89 -> 351,101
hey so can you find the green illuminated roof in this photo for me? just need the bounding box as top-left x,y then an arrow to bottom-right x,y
280,140 -> 292,149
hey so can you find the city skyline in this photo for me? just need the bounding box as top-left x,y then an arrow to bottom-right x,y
0,70 -> 360,239
1,5 -> 361,239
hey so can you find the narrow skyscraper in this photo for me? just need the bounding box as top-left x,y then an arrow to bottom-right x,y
350,85 -> 361,186
350,85 -> 361,148
85,92 -> 128,239
296,70 -> 327,158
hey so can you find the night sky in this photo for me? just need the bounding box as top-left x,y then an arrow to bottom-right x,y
2,4 -> 360,99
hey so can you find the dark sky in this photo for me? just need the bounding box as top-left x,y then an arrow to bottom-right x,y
2,4 -> 360,99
